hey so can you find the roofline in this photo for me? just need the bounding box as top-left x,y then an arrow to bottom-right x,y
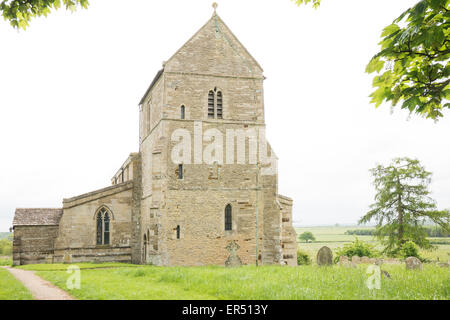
138,68 -> 164,105
164,14 -> 264,76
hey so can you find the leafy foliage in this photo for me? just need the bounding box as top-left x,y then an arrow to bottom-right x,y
345,229 -> 375,236
366,0 -> 450,119
334,238 -> 379,263
345,226 -> 448,237
0,0 -> 89,29
298,231 -> 316,242
297,249 -> 312,265
398,240 -> 421,259
0,238 -> 12,256
360,157 -> 450,253
293,0 -> 321,9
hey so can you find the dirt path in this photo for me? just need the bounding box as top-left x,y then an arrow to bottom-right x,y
2,266 -> 75,300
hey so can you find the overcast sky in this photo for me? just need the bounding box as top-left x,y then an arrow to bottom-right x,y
0,0 -> 449,231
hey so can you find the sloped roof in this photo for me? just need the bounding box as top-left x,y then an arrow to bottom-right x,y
13,208 -> 63,226
138,68 -> 164,105
165,14 -> 264,74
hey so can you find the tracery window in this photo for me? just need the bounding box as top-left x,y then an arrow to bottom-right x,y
96,207 -> 112,245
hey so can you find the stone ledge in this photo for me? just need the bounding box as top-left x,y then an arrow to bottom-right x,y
63,181 -> 134,209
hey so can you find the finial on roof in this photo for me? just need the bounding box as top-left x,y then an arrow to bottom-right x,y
212,2 -> 218,15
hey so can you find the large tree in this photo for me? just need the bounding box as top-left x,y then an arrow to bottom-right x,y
359,157 -> 449,253
1,0 -> 89,29
294,0 -> 450,120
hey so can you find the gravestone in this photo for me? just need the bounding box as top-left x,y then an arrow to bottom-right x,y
339,255 -> 349,265
351,256 -> 361,264
405,256 -> 422,270
316,246 -> 333,266
225,240 -> 242,267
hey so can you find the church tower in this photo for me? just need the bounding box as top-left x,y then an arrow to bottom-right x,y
137,5 -> 297,266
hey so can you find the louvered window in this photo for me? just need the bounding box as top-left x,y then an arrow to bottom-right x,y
216,91 -> 223,119
208,91 -> 215,118
225,204 -> 232,231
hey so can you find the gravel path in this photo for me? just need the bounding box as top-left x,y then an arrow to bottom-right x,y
2,266 -> 75,300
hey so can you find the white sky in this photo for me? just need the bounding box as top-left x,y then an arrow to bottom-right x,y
0,0 -> 449,231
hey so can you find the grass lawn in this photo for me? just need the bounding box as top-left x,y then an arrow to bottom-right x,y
22,263 -> 449,300
0,268 -> 33,300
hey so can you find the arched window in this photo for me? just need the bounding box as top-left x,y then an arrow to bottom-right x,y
225,204 -> 232,231
95,207 -> 112,245
207,89 -> 224,119
180,105 -> 185,119
208,91 -> 215,118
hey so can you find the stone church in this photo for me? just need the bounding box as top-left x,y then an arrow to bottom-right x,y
12,7 -> 297,266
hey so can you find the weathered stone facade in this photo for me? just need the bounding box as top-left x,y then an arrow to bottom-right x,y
12,11 -> 297,266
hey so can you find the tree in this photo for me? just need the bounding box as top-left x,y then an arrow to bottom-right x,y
1,0 -> 89,29
299,231 -> 316,242
294,0 -> 450,120
293,0 -> 321,8
359,157 -> 449,253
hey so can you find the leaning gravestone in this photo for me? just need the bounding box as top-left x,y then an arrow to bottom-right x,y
316,246 -> 333,266
405,256 -> 422,270
225,240 -> 242,267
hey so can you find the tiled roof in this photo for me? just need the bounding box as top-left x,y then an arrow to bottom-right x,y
13,208 -> 63,226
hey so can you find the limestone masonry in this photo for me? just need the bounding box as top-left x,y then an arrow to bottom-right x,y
12,11 -> 297,266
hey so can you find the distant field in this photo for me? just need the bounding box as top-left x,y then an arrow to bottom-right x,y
296,226 -> 450,262
23,263 -> 448,300
0,233 -> 11,240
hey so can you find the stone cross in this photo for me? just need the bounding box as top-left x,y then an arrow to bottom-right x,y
225,240 -> 242,267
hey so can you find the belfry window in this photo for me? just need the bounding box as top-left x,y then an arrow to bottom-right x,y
225,204 -> 232,231
96,207 -> 112,245
208,91 -> 215,118
207,89 -> 223,119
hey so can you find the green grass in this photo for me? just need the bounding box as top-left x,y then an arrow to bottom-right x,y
0,268 -> 33,300
32,264 -> 449,300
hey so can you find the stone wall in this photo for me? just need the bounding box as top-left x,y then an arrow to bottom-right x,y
12,225 -> 59,265
53,182 -> 135,264
277,195 -> 297,266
